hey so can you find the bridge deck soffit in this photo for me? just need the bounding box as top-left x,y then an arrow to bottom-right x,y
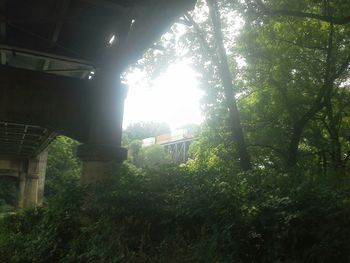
0,0 -> 196,159
0,0 -> 196,74
0,122 -> 55,159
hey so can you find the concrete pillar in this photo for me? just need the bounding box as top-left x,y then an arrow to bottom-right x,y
77,73 -> 127,184
19,150 -> 48,209
77,144 -> 127,184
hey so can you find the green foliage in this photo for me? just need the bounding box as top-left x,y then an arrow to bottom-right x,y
124,122 -> 170,141
123,122 -> 175,168
178,0 -> 350,172
0,177 -> 85,263
123,122 -> 173,168
0,177 -> 18,212
1,165 -> 350,262
1,1 -> 350,262
187,124 -> 241,173
125,139 -> 171,168
138,144 -> 171,168
234,0 -> 350,170
127,139 -> 142,165
45,136 -> 81,197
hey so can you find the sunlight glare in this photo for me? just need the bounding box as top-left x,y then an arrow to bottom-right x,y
123,62 -> 204,130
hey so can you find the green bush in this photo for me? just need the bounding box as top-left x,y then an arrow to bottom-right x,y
0,164 -> 350,262
45,136 -> 81,197
0,177 -> 18,212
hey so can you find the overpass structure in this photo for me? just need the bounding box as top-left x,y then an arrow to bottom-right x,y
0,0 -> 196,208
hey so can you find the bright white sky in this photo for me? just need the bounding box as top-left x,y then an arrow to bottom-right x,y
122,5 -> 242,132
123,62 -> 204,131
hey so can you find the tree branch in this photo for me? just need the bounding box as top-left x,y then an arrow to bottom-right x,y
344,151 -> 350,163
255,0 -> 350,25
270,36 -> 326,51
183,12 -> 220,67
332,54 -> 350,81
286,16 -> 335,167
206,0 -> 252,171
247,143 -> 284,156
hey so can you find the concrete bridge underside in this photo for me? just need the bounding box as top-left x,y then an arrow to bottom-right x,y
0,0 -> 196,208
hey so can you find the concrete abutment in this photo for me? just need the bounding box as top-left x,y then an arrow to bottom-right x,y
0,150 -> 48,209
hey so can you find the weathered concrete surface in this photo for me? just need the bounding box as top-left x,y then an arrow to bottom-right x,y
79,161 -> 111,185
18,151 -> 48,208
77,144 -> 127,184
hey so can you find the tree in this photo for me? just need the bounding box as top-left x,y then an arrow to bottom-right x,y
236,0 -> 350,170
124,121 -> 170,141
180,0 -> 252,171
45,136 -> 80,196
138,144 -> 171,168
123,122 -> 171,167
128,139 -> 142,166
0,177 -> 18,212
206,0 -> 252,171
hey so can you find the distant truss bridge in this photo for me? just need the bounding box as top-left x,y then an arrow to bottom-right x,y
142,129 -> 196,164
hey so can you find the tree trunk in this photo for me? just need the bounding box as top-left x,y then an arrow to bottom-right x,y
285,13 -> 334,168
287,120 -> 306,168
206,0 -> 252,171
324,98 -> 344,172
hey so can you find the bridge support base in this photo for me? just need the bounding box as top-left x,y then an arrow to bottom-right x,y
77,144 -> 127,185
18,150 -> 48,209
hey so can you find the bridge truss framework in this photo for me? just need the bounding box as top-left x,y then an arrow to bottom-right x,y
162,138 -> 195,164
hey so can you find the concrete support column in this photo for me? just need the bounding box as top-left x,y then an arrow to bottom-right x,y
19,150 -> 48,209
77,73 -> 128,184
77,144 -> 127,184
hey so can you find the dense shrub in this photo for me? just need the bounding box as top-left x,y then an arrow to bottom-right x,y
45,136 -> 81,197
0,177 -> 18,212
0,164 -> 350,262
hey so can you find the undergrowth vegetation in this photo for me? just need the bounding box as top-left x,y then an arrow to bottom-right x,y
1,163 -> 350,262
1,0 -> 350,262
0,177 -> 18,212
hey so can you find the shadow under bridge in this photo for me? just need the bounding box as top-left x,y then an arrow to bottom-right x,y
0,0 -> 196,208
